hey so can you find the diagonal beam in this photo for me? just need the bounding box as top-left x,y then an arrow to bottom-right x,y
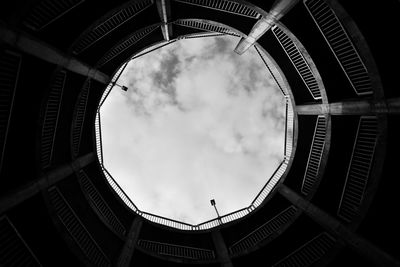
0,25 -> 110,84
235,0 -> 300,54
296,98 -> 400,115
0,153 -> 95,215
156,0 -> 173,41
278,185 -> 400,267
116,216 -> 143,267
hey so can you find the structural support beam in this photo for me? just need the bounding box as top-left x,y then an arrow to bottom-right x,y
0,25 -> 110,84
0,152 -> 95,215
116,216 -> 143,267
296,98 -> 400,115
156,0 -> 173,41
211,230 -> 233,267
234,0 -> 299,54
278,185 -> 400,267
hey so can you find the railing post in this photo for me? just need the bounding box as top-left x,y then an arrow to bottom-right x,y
211,230 -> 233,267
116,216 -> 143,267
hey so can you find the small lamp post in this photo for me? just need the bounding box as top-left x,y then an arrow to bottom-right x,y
210,199 -> 222,224
112,82 -> 128,91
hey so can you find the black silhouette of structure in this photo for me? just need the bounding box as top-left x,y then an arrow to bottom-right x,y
1,0 -> 399,266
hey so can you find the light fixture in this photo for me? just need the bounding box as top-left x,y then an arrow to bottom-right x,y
210,199 -> 221,223
112,82 -> 128,92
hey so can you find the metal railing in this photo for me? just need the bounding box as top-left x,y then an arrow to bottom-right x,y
130,40 -> 177,61
304,0 -> 372,96
179,32 -> 227,40
141,212 -> 194,231
72,0 -> 154,54
272,232 -> 335,266
272,25 -> 322,100
41,70 -> 66,169
97,61 -> 129,111
98,70 -> 124,109
128,33 -> 231,63
229,206 -> 297,255
93,33 -> 296,230
0,50 -> 21,173
285,99 -> 295,158
338,116 -> 378,222
94,111 -> 103,165
71,79 -> 90,157
99,158 -> 290,231
301,115 -> 327,195
128,32 -> 234,61
255,45 -> 289,96
137,239 -> 215,260
102,167 -> 140,213
196,206 -> 253,230
48,187 -> 110,267
173,0 -> 261,19
97,24 -> 161,67
23,0 -> 84,31
251,161 -> 288,208
78,170 -> 126,237
220,207 -> 252,224
254,44 -> 295,159
94,105 -> 293,230
173,19 -> 240,37
0,216 -> 42,266
98,84 -> 114,109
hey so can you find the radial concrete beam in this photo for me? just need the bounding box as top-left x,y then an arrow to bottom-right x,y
156,0 -> 173,41
116,216 -> 143,267
278,185 -> 400,267
234,0 -> 300,54
0,152 -> 95,215
0,25 -> 110,84
296,98 -> 400,115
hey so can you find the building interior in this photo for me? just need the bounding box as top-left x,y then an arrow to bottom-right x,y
0,0 -> 399,266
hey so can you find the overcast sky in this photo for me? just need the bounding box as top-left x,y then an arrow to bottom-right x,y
100,36 -> 285,225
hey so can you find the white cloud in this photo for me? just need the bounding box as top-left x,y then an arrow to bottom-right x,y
100,36 -> 285,224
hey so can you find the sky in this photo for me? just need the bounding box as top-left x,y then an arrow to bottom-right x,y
100,35 -> 285,225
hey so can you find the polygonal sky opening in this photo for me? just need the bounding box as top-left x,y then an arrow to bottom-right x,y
99,35 -> 286,225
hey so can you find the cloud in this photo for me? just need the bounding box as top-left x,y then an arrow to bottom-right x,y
100,36 -> 286,224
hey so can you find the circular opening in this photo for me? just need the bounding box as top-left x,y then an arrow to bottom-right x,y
98,35 -> 289,225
